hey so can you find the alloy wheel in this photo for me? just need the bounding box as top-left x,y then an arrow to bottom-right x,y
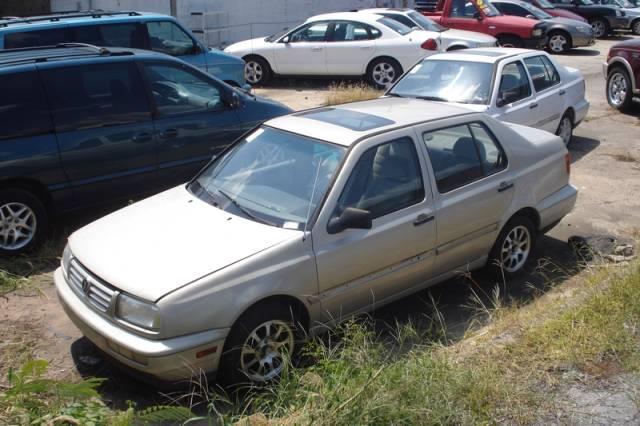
557,116 -> 573,145
608,72 -> 628,107
245,61 -> 263,84
372,62 -> 396,87
240,319 -> 294,382
548,34 -> 567,53
500,225 -> 531,273
591,20 -> 606,38
0,202 -> 37,251
633,20 -> 640,35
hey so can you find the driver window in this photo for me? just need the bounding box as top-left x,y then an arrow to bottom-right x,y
498,61 -> 532,105
146,21 -> 195,56
335,138 -> 424,219
143,63 -> 223,116
289,22 -> 330,42
451,0 -> 480,17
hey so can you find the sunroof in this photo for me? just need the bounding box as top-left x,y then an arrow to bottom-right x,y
298,107 -> 395,131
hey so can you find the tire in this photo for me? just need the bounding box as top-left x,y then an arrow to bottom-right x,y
243,55 -> 272,86
488,216 -> 536,278
366,57 -> 403,89
632,19 -> 640,36
218,300 -> 305,388
607,67 -> 634,111
497,35 -> 523,48
0,188 -> 48,256
556,112 -> 574,146
547,31 -> 572,54
589,18 -> 609,39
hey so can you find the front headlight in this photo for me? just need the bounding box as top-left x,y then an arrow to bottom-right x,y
116,294 -> 161,331
578,26 -> 592,33
62,244 -> 72,277
532,28 -> 543,37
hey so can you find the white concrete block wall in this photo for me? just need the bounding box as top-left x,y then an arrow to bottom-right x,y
51,0 -> 409,47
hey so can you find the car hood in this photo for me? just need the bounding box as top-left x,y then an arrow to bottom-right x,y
68,186 -> 300,302
224,37 -> 267,56
439,28 -> 496,43
547,16 -> 593,30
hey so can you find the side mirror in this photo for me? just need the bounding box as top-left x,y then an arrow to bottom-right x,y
473,11 -> 483,19
229,92 -> 241,109
327,207 -> 372,234
525,14 -> 538,19
496,89 -> 519,107
241,83 -> 252,93
282,35 -> 290,43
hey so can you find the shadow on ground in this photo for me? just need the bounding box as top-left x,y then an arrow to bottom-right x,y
570,135 -> 600,163
562,48 -> 601,57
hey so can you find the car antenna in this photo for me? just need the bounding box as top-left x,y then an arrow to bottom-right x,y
302,158 -> 323,241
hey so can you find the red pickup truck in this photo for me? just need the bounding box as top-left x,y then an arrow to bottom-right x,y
419,0 -> 548,48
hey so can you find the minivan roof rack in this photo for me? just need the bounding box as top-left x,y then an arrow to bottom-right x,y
0,43 -> 135,66
0,10 -> 141,27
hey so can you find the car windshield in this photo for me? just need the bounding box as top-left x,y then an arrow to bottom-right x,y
407,11 -> 448,31
377,16 -> 414,34
612,0 -> 634,7
265,25 -> 297,42
190,126 -> 346,230
536,0 -> 556,8
520,2 -> 554,18
389,60 -> 494,105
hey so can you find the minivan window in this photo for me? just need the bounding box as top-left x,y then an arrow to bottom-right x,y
147,21 -> 195,56
4,28 -> 68,49
42,62 -> 151,132
336,138 -> 425,219
72,23 -> 145,48
0,71 -> 52,141
144,63 -> 224,116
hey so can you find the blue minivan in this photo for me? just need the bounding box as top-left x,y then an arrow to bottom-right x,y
0,10 -> 246,87
0,44 -> 291,255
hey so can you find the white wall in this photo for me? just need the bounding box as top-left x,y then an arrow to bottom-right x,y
50,0 -> 408,47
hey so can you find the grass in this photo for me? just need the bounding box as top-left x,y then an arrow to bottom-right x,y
325,82 -> 382,106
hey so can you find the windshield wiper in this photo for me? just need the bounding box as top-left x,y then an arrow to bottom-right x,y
216,188 -> 277,227
386,92 -> 404,97
415,95 -> 449,102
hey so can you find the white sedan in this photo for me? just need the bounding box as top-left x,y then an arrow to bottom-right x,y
224,11 -> 444,88
358,7 -> 498,50
387,48 -> 589,144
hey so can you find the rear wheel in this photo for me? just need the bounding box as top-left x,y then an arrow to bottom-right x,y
547,31 -> 572,54
488,216 -> 536,278
243,55 -> 272,86
366,57 -> 402,89
497,35 -> 523,48
632,19 -> 640,35
607,67 -> 633,111
556,112 -> 574,146
0,188 -> 48,256
590,18 -> 609,38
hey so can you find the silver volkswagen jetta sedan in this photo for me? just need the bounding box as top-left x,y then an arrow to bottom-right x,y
55,98 -> 577,386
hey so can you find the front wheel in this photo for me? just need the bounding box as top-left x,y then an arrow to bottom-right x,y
497,36 -> 523,48
607,67 -> 633,111
590,18 -> 609,38
488,216 -> 536,278
556,113 -> 573,146
243,56 -> 272,86
366,58 -> 402,89
0,188 -> 48,256
547,31 -> 571,54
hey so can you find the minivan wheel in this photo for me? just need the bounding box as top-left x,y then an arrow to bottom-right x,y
243,56 -> 272,86
219,301 -> 304,387
556,113 -> 573,146
489,216 -> 535,277
607,67 -> 633,111
367,58 -> 402,89
0,189 -> 48,255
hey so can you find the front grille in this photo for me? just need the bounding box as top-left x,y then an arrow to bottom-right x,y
68,260 -> 117,313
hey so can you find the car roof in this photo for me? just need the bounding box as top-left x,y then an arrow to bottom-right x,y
265,97 -> 475,146
0,10 -> 170,30
427,47 -> 538,63
0,44 -> 166,69
307,11 -> 385,25
357,8 -> 413,14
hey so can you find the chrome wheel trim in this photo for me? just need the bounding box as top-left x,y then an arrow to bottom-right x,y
549,35 -> 567,53
500,225 -> 531,273
245,61 -> 263,84
240,319 -> 294,382
372,62 -> 396,87
608,72 -> 628,107
0,202 -> 37,251
557,116 -> 573,145
591,21 -> 606,38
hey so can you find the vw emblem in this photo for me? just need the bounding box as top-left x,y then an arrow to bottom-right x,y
81,278 -> 91,295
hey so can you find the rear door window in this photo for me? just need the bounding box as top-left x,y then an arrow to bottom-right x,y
524,55 -> 561,91
41,62 -> 151,132
4,28 -> 69,48
0,71 -> 52,140
330,21 -> 373,41
146,21 -> 196,56
72,23 -> 146,48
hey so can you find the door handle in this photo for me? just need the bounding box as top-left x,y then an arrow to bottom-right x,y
132,132 -> 152,143
498,181 -> 514,192
360,46 -> 373,50
529,103 -> 539,109
311,46 -> 323,51
413,214 -> 435,226
159,128 -> 178,139
559,89 -> 566,95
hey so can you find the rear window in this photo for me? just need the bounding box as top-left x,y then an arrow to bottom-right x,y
41,62 -> 151,132
377,16 -> 413,35
0,71 -> 52,141
4,28 -> 69,48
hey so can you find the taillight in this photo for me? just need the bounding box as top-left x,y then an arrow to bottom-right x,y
565,153 -> 571,175
421,38 -> 438,50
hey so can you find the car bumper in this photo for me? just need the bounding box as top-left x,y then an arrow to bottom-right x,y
54,267 -> 229,382
523,37 -> 548,49
606,16 -> 633,30
573,98 -> 590,127
536,184 -> 578,232
571,32 -> 595,48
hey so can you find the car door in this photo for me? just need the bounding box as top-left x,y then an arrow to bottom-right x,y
145,20 -> 206,71
416,120 -> 514,275
272,21 -> 329,75
40,60 -> 157,208
324,21 -> 377,75
444,0 -> 488,31
492,60 -> 539,127
523,55 -> 565,132
141,61 -> 242,187
312,132 -> 437,321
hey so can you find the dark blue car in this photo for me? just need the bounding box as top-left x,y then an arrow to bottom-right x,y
0,44 -> 291,255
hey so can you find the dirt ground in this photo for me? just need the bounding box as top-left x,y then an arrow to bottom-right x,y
2,36 -> 640,415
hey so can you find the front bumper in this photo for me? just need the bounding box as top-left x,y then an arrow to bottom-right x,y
574,98 -> 590,127
606,16 -> 633,30
536,184 -> 578,231
54,267 -> 229,382
523,36 -> 548,49
571,32 -> 595,48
